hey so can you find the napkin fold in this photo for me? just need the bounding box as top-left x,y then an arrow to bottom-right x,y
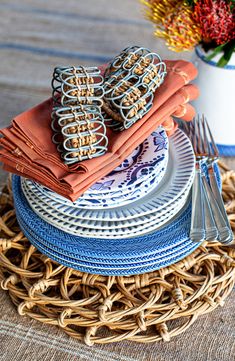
0,60 -> 199,201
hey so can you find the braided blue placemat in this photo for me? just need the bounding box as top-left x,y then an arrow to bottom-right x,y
16,209 -> 195,265
14,226 -> 198,275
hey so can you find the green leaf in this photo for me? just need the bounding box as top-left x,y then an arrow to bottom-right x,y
206,44 -> 226,61
217,41 -> 235,67
217,55 -> 229,67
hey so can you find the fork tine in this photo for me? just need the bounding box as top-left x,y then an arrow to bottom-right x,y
178,119 -> 186,131
191,120 -> 195,138
190,118 -> 197,153
184,120 -> 190,133
184,116 -> 205,156
178,119 -> 190,134
202,114 -> 210,154
196,115 -> 203,154
198,116 -> 204,154
204,117 -> 219,157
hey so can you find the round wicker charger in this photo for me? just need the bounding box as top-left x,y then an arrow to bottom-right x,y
0,162 -> 235,346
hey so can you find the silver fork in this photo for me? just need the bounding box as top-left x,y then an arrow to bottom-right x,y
202,116 -> 234,245
187,118 -> 218,242
181,116 -> 232,244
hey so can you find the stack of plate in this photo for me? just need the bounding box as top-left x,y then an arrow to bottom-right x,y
24,127 -> 170,210
12,126 -> 199,275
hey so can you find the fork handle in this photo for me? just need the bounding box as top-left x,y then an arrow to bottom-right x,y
190,166 -> 205,242
201,175 -> 218,241
208,164 -> 234,244
202,169 -> 231,243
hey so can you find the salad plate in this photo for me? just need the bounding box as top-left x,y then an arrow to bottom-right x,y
25,167 -> 164,209
84,126 -> 168,194
35,126 -> 168,202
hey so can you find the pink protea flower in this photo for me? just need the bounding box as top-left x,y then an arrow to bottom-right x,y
193,0 -> 235,45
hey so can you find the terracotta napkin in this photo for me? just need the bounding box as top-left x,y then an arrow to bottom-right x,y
0,60 -> 199,201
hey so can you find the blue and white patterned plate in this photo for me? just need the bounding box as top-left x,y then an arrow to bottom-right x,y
86,125 -> 168,194
35,126 -> 168,204
25,167 -> 164,209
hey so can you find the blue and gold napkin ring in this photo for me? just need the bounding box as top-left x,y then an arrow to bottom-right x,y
103,46 -> 167,131
52,66 -> 104,107
51,105 -> 108,165
51,66 -> 108,165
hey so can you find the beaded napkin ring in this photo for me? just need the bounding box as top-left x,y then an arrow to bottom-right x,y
103,46 -> 167,131
51,66 -> 108,165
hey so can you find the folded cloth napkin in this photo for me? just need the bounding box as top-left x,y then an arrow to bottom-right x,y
0,60 -> 199,201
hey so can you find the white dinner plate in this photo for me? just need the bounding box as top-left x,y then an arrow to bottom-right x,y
21,179 -> 189,238
22,176 -> 190,230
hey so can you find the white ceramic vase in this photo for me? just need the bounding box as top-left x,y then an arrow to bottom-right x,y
192,45 -> 235,156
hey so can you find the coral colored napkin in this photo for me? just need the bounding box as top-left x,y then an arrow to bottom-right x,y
0,60 -> 199,201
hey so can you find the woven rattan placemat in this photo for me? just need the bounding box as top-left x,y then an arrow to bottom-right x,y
0,163 -> 235,346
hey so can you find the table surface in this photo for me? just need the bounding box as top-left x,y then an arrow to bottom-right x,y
0,1 -> 234,360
